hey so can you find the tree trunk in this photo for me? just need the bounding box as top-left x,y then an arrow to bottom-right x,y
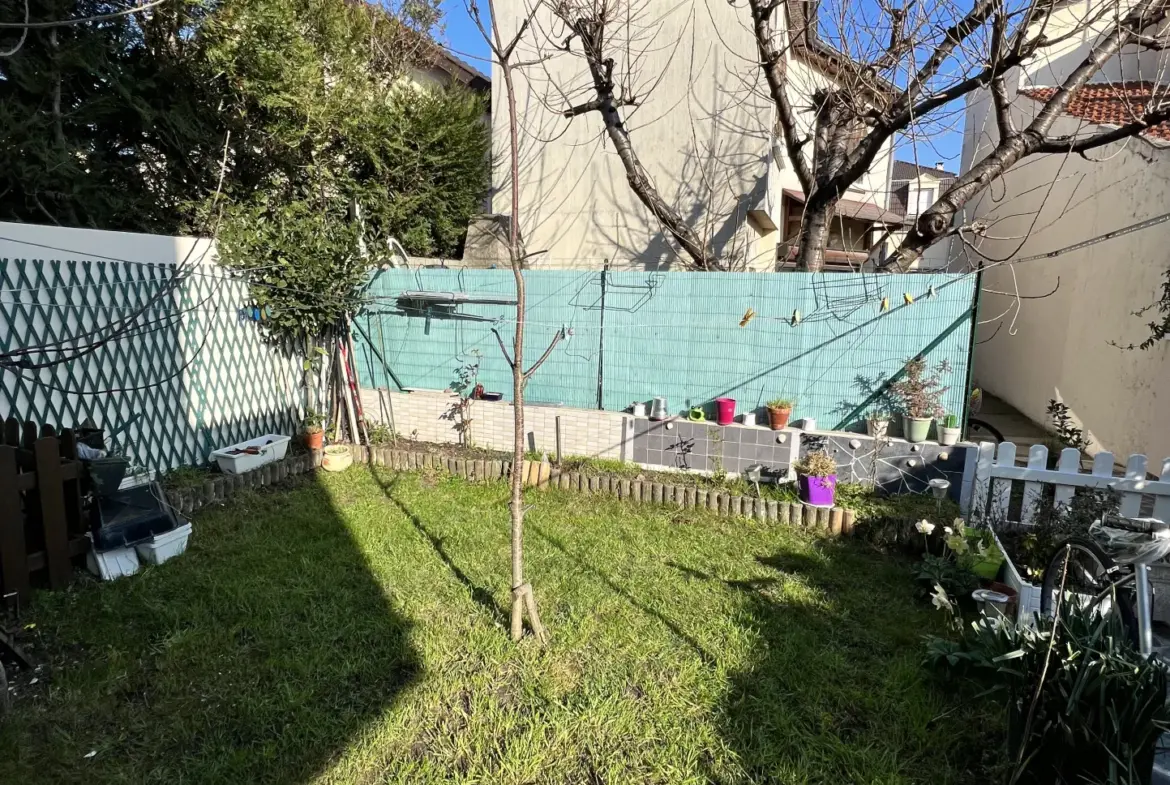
795,206 -> 831,271
50,30 -> 64,149
501,45 -> 548,645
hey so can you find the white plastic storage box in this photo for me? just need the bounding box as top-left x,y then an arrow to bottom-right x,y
992,529 -> 1043,625
210,434 -> 291,475
135,523 -> 192,566
86,537 -> 140,581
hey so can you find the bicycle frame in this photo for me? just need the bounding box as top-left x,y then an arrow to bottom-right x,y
1136,563 -> 1155,657
1082,565 -> 1155,657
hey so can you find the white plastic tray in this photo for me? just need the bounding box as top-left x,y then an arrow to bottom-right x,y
136,523 -> 192,566
209,434 -> 290,475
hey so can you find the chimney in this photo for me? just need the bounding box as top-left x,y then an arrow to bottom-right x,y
935,161 -> 945,170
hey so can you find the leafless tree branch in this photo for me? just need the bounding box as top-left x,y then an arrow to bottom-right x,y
491,327 -> 515,369
883,0 -> 1170,270
746,0 -> 814,193
523,329 -> 565,378
552,0 -> 719,269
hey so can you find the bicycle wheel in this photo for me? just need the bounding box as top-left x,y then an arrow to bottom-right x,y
966,417 -> 1004,444
1040,536 -> 1138,641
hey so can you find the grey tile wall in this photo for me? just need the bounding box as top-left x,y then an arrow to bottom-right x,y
630,418 -> 794,479
629,416 -> 973,501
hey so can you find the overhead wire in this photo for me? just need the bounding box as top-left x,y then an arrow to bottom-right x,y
0,0 -> 168,29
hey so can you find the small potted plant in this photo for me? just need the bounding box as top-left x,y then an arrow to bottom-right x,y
866,410 -> 891,438
795,449 -> 837,507
766,398 -> 794,430
938,412 -> 961,446
889,357 -> 950,443
302,409 -> 325,450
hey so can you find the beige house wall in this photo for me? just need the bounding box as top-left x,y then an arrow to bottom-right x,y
491,1 -> 893,271
890,169 -> 953,270
959,85 -> 1170,459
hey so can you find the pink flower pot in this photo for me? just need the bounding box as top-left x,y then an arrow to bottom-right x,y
799,474 -> 837,507
715,397 -> 736,426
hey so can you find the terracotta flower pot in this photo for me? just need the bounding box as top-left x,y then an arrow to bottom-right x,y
304,429 -> 324,450
767,406 -> 792,430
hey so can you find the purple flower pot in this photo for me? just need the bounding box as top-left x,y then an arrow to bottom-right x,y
799,473 -> 837,507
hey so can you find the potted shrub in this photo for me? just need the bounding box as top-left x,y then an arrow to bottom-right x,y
938,412 -> 961,446
303,409 -> 325,450
766,398 -> 794,430
795,449 -> 837,507
866,410 -> 891,438
888,357 -> 950,443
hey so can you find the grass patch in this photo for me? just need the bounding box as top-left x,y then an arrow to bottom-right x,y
159,465 -> 213,491
1,469 -> 993,783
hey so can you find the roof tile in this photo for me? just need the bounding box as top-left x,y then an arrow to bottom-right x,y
1020,82 -> 1170,142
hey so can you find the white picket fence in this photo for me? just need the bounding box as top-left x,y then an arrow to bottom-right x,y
969,441 -> 1170,623
971,441 -> 1170,525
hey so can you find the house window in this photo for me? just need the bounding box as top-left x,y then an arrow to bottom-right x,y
912,187 -> 935,216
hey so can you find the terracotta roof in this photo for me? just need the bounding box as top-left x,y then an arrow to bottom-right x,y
427,47 -> 490,92
1019,82 -> 1170,142
782,189 -> 906,225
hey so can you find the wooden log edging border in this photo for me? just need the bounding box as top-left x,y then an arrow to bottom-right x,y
167,445 -> 857,537
344,445 -> 857,536
163,450 -> 321,517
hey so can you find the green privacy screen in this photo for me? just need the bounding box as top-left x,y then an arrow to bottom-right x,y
354,269 -> 976,427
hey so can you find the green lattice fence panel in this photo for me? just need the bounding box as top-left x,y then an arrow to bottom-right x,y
1,251 -> 302,472
353,269 -> 976,427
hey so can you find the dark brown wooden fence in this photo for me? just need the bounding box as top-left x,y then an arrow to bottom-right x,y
0,418 -> 89,601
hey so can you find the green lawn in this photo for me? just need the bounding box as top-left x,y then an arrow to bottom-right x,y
0,467 -> 989,784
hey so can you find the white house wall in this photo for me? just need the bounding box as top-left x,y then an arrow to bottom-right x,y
1021,0 -> 1169,87
960,91 -> 1170,459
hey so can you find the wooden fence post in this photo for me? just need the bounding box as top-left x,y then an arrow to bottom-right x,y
59,428 -> 85,536
34,437 -> 71,589
0,446 -> 29,601
1019,444 -> 1048,526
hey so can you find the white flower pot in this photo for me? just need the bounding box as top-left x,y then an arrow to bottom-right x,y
938,426 -> 961,446
866,419 -> 889,438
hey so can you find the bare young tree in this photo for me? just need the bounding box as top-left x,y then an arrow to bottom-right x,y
541,0 -> 1170,271
468,0 -> 562,644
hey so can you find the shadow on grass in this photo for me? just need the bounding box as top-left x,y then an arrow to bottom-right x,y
676,539 -> 990,784
0,472 -> 418,785
367,465 -> 507,627
531,523 -> 716,666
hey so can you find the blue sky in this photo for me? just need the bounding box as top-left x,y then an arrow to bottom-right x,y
437,0 -> 966,171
